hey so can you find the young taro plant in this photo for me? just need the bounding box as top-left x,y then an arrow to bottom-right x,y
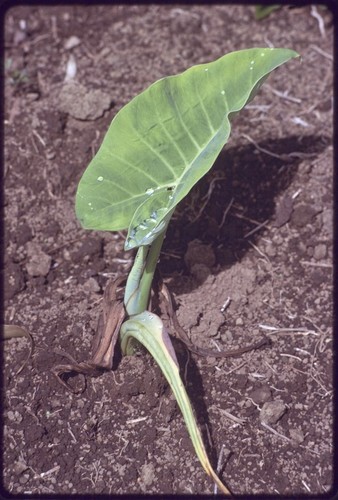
72,48 -> 299,494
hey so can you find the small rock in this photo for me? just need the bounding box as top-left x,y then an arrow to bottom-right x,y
7,410 -> 22,423
265,243 -> 277,257
184,239 -> 216,270
291,204 -> 322,228
249,385 -> 272,405
26,242 -> 51,277
19,474 -> 30,485
46,150 -> 56,160
289,428 -> 305,444
64,35 -> 81,50
235,317 -> 244,326
7,411 -> 16,421
138,463 -> 155,492
313,243 -> 327,260
58,81 -> 111,120
13,461 -> 28,474
83,277 -> 101,293
273,194 -> 294,227
259,400 -> 286,424
26,92 -> 40,101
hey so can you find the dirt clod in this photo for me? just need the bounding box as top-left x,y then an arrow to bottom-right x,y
260,400 -> 287,425
58,81 -> 112,120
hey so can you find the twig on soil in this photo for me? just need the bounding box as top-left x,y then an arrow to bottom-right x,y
40,465 -> 60,478
219,197 -> 234,228
263,360 -> 278,375
230,208 -> 269,228
32,129 -> 46,147
245,104 -> 271,112
216,407 -> 247,425
292,188 -> 302,199
191,175 -> 227,223
302,480 -> 311,493
211,339 -> 222,352
220,297 -> 231,313
244,219 -> 270,239
260,421 -> 291,442
310,44 -> 333,61
250,372 -> 266,379
67,422 -> 77,443
264,85 -> 302,104
259,324 -> 319,336
110,370 -> 123,386
280,353 -> 302,362
310,6 -> 326,38
217,360 -> 247,376
126,416 -> 148,424
248,241 -> 271,265
291,116 -> 310,128
300,261 -> 332,268
241,133 -> 316,162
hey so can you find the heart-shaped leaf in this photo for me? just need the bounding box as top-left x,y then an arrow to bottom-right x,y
75,48 -> 299,249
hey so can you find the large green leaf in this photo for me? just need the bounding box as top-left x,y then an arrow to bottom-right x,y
120,312 -> 231,494
75,48 -> 299,249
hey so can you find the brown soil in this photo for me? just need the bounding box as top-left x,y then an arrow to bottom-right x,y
2,3 -> 334,496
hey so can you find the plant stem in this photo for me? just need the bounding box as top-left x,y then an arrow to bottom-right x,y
124,229 -> 166,316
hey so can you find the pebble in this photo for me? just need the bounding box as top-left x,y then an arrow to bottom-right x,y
289,428 -> 305,444
313,243 -> 327,260
259,400 -> 286,424
64,35 -> 81,50
58,81 -> 111,120
265,244 -> 276,257
235,317 -> 244,326
138,463 -> 155,492
26,242 -> 51,277
26,92 -> 40,102
46,150 -> 56,160
13,461 -> 28,474
249,385 -> 272,404
184,239 -> 216,270
83,277 -> 101,293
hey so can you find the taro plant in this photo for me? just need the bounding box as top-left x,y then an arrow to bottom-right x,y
62,48 -> 299,494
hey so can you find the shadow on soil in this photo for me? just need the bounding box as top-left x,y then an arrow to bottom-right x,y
156,133 -> 330,477
161,133 -> 329,292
